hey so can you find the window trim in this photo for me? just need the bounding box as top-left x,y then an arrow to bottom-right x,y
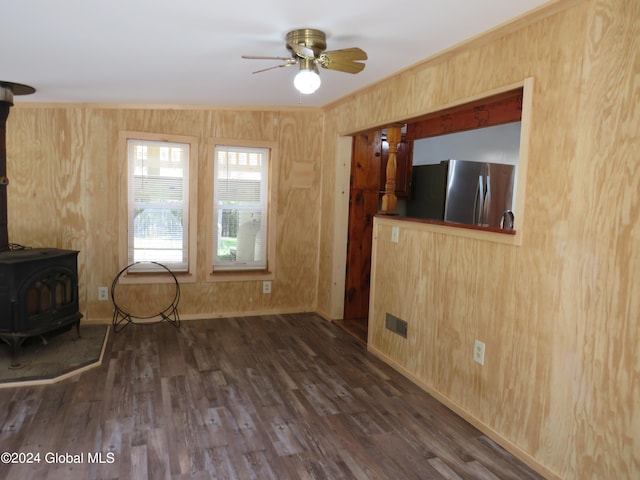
118,131 -> 199,284
206,137 -> 278,282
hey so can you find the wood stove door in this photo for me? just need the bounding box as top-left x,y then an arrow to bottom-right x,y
19,266 -> 80,332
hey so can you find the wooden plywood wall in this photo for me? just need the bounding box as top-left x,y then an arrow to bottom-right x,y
320,0 -> 639,479
6,106 -> 323,321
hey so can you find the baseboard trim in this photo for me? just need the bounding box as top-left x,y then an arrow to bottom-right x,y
86,307 -> 317,325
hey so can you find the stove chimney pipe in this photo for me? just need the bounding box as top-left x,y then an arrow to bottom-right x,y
0,81 -> 36,252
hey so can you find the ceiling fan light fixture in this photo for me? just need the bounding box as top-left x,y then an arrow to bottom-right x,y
242,28 -> 367,96
293,59 -> 321,94
294,69 -> 321,94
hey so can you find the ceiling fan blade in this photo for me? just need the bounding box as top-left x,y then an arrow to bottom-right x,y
250,61 -> 298,74
318,47 -> 368,74
242,55 -> 293,61
290,43 -> 315,59
322,47 -> 368,62
320,60 -> 366,74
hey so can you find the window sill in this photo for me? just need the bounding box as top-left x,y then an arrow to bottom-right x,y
207,270 -> 275,283
117,271 -> 196,285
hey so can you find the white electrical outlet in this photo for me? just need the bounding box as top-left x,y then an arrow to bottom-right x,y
473,339 -> 486,365
391,226 -> 399,243
98,286 -> 109,301
263,280 -> 272,294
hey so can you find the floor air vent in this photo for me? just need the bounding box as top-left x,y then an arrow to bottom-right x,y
385,313 -> 407,338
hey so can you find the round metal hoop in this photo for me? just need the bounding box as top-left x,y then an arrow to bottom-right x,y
111,261 -> 181,332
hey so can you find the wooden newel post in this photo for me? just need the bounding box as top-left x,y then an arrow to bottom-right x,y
380,123 -> 404,215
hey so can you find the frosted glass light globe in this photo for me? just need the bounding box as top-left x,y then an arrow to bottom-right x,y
294,70 -> 321,94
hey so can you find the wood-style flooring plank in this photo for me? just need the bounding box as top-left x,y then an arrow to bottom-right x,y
0,312 -> 545,480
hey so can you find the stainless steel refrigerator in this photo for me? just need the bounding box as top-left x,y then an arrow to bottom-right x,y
407,159 -> 515,229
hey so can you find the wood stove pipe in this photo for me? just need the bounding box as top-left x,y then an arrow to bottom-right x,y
0,81 -> 36,252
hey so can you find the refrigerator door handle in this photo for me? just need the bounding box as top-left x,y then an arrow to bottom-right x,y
473,175 -> 484,225
482,172 -> 491,227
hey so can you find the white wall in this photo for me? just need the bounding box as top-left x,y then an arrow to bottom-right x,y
412,122 -> 521,166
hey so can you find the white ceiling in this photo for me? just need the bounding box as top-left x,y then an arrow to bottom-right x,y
1,0 -> 550,107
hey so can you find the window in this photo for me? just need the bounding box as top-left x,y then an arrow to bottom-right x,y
120,132 -> 198,278
212,144 -> 270,272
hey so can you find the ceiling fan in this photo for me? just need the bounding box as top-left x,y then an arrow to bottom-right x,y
242,28 -> 368,94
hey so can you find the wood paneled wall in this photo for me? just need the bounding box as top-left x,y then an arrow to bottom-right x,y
319,0 -> 639,479
4,0 -> 638,478
6,106 -> 323,321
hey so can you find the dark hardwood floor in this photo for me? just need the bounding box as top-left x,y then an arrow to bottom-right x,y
333,317 -> 368,345
0,313 -> 545,479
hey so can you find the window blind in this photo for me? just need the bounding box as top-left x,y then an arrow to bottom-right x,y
127,139 -> 190,272
213,145 -> 269,271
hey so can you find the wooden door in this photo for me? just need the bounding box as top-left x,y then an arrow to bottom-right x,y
344,131 -> 381,320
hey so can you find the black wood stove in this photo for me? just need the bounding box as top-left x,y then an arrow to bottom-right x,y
0,81 -> 82,366
0,248 -> 82,365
